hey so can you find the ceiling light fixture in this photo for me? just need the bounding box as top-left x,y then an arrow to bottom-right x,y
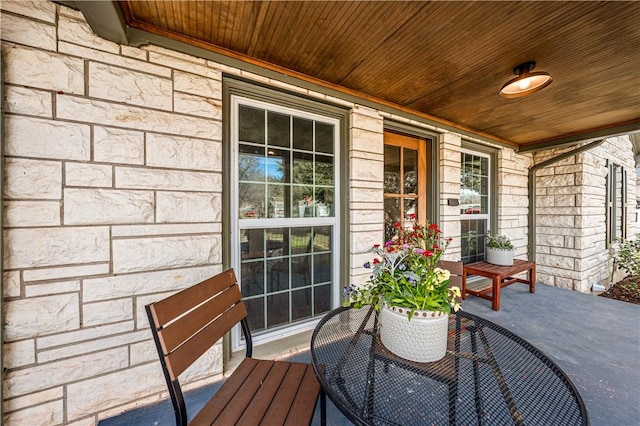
499,61 -> 553,98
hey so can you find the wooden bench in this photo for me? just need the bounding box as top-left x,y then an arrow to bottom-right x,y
146,268 -> 325,425
461,259 -> 536,311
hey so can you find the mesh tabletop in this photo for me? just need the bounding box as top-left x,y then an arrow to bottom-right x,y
310,306 -> 588,426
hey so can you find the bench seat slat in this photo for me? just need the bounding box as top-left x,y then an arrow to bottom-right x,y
260,362 -> 308,424
284,365 -> 323,425
237,362 -> 292,426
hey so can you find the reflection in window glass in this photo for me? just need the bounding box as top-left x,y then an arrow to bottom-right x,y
404,149 -> 417,194
384,198 -> 401,242
293,117 -> 313,151
239,183 -> 265,219
384,145 -> 401,194
461,219 -> 488,264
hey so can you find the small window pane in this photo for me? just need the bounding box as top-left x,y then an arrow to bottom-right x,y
404,198 -> 417,225
266,228 -> 288,257
239,106 -> 265,144
265,149 -> 288,183
292,151 -> 314,185
267,258 -> 289,292
315,188 -> 333,217
313,226 -> 332,252
241,261 -> 264,297
293,117 -> 313,151
267,185 -> 287,218
314,284 -> 331,315
316,155 -> 334,186
314,253 -> 331,284
291,227 -> 312,254
292,289 -> 312,321
267,293 -> 289,327
239,144 -> 265,182
239,183 -> 265,219
315,122 -> 334,154
267,111 -> 290,147
244,297 -> 265,332
384,145 -> 401,194
242,229 -> 264,259
291,256 -> 311,288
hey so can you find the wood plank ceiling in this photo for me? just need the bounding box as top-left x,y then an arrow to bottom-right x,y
118,1 -> 640,148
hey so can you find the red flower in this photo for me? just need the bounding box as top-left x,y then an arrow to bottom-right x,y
373,258 -> 380,264
425,250 -> 434,257
373,244 -> 380,248
393,222 -> 400,229
409,213 -> 416,220
433,244 -> 439,250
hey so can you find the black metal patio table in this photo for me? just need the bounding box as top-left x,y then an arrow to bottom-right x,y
310,306 -> 588,426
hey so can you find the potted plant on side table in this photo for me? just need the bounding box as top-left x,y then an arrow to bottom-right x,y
485,232 -> 514,266
344,217 -> 461,363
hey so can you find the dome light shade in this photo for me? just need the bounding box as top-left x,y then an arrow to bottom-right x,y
500,61 -> 553,98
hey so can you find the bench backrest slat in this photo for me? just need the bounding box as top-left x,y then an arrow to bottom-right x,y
147,268 -> 247,380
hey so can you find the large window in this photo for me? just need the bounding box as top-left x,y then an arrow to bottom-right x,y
460,150 -> 491,264
232,96 -> 339,341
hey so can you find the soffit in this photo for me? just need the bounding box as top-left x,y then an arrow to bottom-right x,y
77,1 -> 640,149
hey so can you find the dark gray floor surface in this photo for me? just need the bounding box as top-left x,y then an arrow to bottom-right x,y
100,283 -> 639,425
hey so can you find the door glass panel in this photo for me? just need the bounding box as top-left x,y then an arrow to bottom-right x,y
384,198 -> 401,242
404,149 -> 418,194
384,145 -> 401,194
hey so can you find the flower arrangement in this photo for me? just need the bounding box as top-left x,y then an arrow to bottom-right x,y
344,217 -> 461,320
486,232 -> 514,250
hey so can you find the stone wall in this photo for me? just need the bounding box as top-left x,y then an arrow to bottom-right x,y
534,136 -> 636,291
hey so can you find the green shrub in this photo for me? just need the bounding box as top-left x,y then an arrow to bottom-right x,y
613,234 -> 640,277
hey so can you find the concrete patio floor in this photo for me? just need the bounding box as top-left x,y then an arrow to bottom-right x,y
100,283 -> 639,426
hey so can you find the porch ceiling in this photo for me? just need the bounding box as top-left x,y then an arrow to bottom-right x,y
78,1 -> 640,150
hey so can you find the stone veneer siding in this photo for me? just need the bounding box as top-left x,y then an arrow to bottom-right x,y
1,2 -> 531,424
534,136 -> 636,292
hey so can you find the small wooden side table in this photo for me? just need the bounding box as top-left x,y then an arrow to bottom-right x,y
462,259 -> 536,311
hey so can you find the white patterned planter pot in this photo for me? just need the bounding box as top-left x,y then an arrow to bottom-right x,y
379,305 -> 448,363
486,247 -> 514,266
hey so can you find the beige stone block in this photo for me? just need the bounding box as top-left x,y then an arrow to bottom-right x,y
147,52 -> 220,80
58,15 -> 120,54
82,298 -> 133,327
4,227 -> 110,269
350,128 -> 384,154
39,329 -> 148,364
112,223 -> 219,237
174,70 -> 221,99
5,158 -> 61,199
37,321 -> 133,349
4,294 -> 79,341
351,111 -> 383,133
350,188 -> 383,203
4,201 -> 60,227
58,41 -> 170,78
173,91 -> 222,118
146,133 -> 221,171
130,340 -> 158,365
4,347 -> 128,398
3,339 -> 35,369
112,235 -> 221,273
65,163 -> 112,187
3,400 -> 63,426
6,115 -> 90,160
66,363 -> 164,421
1,0 -> 56,22
144,44 -> 207,65
2,44 -> 84,94
3,86 -> 52,117
156,192 -> 221,223
120,44 -> 148,61
351,158 -> 383,182
351,232 -> 381,252
349,209 -> 383,225
93,126 -> 144,165
25,280 -> 80,297
89,62 -> 172,110
3,387 -> 62,413
115,167 -> 221,192
82,265 -> 220,302
63,188 -> 153,225
3,270 -> 21,298
56,95 -> 221,140
23,263 -> 109,283
0,12 -> 56,51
